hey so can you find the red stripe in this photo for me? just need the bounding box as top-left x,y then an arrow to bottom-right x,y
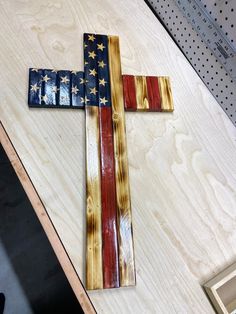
122,75 -> 137,111
99,106 -> 120,289
146,76 -> 161,111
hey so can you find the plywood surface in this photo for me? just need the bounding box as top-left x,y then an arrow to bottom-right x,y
0,0 -> 236,313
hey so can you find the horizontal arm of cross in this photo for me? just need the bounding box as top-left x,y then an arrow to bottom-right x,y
28,68 -> 174,112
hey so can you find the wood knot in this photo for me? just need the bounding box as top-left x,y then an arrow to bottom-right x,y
112,112 -> 120,121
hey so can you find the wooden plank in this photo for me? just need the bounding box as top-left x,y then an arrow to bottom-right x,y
134,75 -> 149,111
158,77 -> 174,112
108,35 -> 136,287
28,68 -> 43,106
71,71 -> 85,108
146,76 -> 161,111
43,69 -> 57,106
58,70 -> 71,107
84,33 -> 103,290
97,34 -> 120,289
123,75 -> 137,111
0,123 -> 96,314
99,107 -> 120,288
85,105 -> 103,290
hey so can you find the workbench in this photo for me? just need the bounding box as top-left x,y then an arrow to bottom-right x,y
0,1 -> 236,313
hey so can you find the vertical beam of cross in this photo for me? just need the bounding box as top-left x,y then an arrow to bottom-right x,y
84,33 -> 136,289
84,33 -> 121,289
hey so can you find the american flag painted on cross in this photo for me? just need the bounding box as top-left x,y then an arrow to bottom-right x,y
27,32 -> 174,291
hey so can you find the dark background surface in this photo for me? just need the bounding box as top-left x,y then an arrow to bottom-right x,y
0,144 -> 83,314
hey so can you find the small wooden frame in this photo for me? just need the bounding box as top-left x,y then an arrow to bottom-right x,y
204,262 -> 236,314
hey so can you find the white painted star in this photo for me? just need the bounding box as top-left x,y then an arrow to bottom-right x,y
90,87 -> 98,95
80,78 -> 88,84
80,96 -> 90,104
100,97 -> 108,105
30,83 -> 40,92
71,85 -> 79,94
88,51 -> 97,59
88,34 -> 95,42
97,43 -> 105,51
89,68 -> 97,76
41,74 -> 51,82
99,78 -> 107,86
60,76 -> 69,84
98,60 -> 106,68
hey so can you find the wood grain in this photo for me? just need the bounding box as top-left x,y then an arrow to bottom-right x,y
96,33 -> 120,289
158,77 -> 174,112
123,75 -> 137,111
134,76 -> 149,111
84,33 -> 104,290
99,106 -> 120,289
108,36 -> 136,287
146,76 -> 161,111
96,35 -> 120,288
1,0 -> 236,313
122,75 -> 164,112
85,105 -> 103,290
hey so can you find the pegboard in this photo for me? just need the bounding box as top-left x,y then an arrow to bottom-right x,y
146,0 -> 236,126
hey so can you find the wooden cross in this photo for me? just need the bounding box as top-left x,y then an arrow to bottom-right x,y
28,33 -> 174,291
